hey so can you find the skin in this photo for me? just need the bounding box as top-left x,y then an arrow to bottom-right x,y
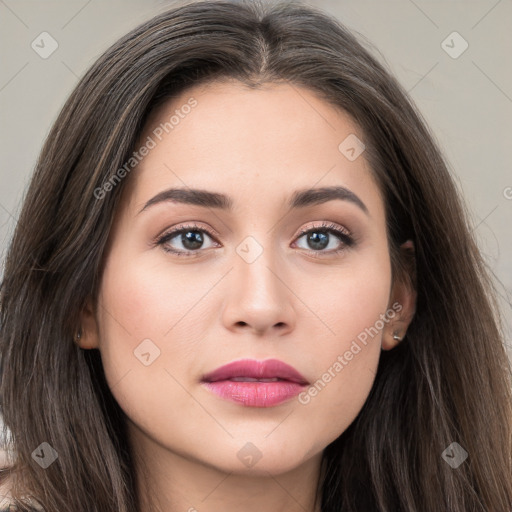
80,79 -> 416,512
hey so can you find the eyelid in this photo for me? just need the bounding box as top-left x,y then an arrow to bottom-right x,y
154,221 -> 220,244
295,220 -> 352,239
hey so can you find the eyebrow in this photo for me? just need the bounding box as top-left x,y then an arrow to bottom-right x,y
138,185 -> 369,215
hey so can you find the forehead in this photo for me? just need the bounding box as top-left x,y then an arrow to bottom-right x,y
123,79 -> 384,220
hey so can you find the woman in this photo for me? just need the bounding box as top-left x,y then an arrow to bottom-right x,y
1,1 -> 511,511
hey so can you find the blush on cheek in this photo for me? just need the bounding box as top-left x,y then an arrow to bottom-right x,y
99,256 -> 175,340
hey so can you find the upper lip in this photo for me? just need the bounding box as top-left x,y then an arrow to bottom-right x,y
202,358 -> 309,385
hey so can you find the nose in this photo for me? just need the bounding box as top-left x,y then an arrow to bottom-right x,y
220,242 -> 296,337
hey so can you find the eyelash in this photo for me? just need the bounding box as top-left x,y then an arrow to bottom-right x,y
154,221 -> 356,258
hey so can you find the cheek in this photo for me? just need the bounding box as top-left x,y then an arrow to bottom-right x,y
94,250 -> 167,386
295,248 -> 391,436
95,247 -> 223,415
97,249 -> 216,349
94,252 -> 209,442
302,240 -> 392,350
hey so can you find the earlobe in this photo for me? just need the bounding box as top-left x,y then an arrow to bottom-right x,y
382,328 -> 405,351
382,239 -> 417,351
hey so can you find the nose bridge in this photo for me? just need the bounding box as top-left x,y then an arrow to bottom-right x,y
221,229 -> 295,334
233,231 -> 285,302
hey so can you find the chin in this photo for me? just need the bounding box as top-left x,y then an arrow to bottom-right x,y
198,439 -> 320,476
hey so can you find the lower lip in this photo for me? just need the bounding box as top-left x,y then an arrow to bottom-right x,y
202,380 -> 307,407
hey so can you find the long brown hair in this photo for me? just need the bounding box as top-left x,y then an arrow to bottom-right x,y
1,1 -> 511,510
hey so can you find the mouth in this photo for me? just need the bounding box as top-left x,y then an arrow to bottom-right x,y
225,377 -> 287,382
201,358 -> 309,407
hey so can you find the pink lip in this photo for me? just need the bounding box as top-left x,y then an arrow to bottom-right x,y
201,358 -> 309,407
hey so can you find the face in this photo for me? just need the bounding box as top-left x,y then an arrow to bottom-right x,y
82,80 -> 414,476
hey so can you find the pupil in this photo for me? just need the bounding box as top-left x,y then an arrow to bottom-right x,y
182,231 -> 203,250
308,231 -> 328,250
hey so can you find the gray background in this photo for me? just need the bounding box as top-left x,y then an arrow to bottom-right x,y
0,0 -> 511,368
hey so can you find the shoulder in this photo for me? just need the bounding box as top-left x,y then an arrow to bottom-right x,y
0,472 -> 14,508
0,472 -> 43,512
0,506 -> 43,512
0,478 -> 18,511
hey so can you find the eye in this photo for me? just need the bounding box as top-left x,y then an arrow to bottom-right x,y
155,223 -> 219,257
154,220 -> 356,258
293,221 -> 355,257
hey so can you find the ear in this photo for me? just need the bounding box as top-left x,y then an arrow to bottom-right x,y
382,239 -> 417,350
76,297 -> 100,350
